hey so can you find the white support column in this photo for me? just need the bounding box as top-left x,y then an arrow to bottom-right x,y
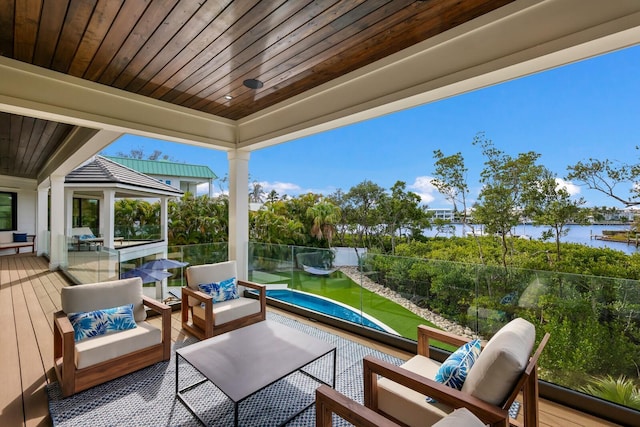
49,175 -> 65,270
160,196 -> 168,242
228,150 -> 250,280
36,182 -> 49,256
64,188 -> 73,235
102,189 -> 115,249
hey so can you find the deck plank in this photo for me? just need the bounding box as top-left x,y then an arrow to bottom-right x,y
0,254 -> 623,426
0,257 -> 25,426
10,256 -> 50,427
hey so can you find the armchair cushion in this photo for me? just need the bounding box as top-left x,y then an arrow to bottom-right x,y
378,354 -> 453,426
75,321 -> 162,369
462,317 -> 535,405
198,277 -> 239,303
61,277 -> 147,322
192,296 -> 261,325
432,408 -> 488,427
68,303 -> 137,342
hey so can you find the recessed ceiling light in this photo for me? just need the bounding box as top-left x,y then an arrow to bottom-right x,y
224,95 -> 233,100
243,78 -> 264,89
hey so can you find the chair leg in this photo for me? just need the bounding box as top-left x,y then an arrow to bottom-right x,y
522,367 -> 539,427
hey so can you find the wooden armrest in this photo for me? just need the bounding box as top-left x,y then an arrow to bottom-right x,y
316,385 -> 400,427
142,295 -> 171,314
54,310 -> 74,336
181,286 -> 212,302
417,324 -> 472,357
238,280 -> 266,312
363,356 -> 508,426
238,279 -> 264,291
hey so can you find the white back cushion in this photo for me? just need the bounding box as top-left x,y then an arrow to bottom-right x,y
461,317 -> 535,405
186,261 -> 239,307
61,277 -> 146,322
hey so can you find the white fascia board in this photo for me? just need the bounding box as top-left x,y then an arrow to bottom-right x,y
0,57 -> 236,150
0,175 -> 37,191
236,0 -> 640,150
66,182 -> 182,198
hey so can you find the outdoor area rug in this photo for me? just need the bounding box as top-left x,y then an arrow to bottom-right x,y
47,312 -> 520,426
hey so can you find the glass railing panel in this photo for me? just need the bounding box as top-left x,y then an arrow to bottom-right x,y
245,243 -> 640,412
64,240 -> 119,284
165,242 -> 228,300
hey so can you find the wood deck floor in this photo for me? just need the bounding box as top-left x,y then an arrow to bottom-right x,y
0,254 -> 619,427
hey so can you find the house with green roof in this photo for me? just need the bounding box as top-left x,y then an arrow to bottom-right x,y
105,156 -> 217,197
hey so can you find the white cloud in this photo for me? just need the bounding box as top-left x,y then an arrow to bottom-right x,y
555,178 -> 581,196
259,181 -> 302,195
408,176 -> 438,204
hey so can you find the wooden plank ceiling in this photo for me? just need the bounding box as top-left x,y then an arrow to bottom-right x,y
0,0 -> 513,179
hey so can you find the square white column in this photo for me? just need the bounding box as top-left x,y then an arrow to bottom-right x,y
228,150 -> 250,280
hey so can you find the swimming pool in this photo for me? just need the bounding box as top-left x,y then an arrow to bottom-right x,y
263,289 -> 398,335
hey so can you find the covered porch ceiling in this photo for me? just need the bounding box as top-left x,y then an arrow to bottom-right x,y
1,0 -> 640,183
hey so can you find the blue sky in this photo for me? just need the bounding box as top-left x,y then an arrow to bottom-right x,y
104,45 -> 640,208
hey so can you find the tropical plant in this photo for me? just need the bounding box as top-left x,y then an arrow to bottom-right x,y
579,375 -> 640,409
306,200 -> 341,247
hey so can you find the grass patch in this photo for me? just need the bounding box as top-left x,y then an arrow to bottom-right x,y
252,269 -> 456,350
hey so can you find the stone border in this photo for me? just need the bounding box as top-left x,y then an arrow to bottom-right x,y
339,266 -> 477,340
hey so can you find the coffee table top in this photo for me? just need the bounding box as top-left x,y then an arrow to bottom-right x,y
177,320 -> 336,402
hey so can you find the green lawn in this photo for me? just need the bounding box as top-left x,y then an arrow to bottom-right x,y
251,269 -> 451,346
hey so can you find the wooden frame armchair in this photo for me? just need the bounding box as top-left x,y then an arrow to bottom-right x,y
181,260 -> 266,340
53,277 -> 171,397
360,318 -> 549,427
316,385 -> 494,427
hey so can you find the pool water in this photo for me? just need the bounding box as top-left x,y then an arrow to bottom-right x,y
264,289 -> 388,332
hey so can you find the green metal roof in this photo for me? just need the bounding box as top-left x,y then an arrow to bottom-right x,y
105,156 -> 217,180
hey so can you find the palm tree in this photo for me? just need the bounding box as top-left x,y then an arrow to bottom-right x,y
306,200 -> 341,247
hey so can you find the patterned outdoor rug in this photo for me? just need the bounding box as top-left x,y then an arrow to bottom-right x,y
47,312 -> 520,426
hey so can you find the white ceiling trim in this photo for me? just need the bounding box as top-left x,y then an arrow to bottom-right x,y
0,57 -> 237,150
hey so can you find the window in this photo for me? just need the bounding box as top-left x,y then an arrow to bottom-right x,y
72,198 -> 99,232
0,192 -> 17,231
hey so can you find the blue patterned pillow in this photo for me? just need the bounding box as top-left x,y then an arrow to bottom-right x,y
68,304 -> 137,342
426,339 -> 481,403
198,277 -> 239,303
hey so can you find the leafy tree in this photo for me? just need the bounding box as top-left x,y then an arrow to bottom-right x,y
526,168 -> 587,261
326,189 -> 353,247
111,147 -> 175,161
168,193 -> 228,244
380,181 -> 430,254
265,190 -> 279,204
473,134 -> 543,267
432,148 -> 484,263
249,181 -> 265,203
566,150 -> 640,207
344,180 -> 386,248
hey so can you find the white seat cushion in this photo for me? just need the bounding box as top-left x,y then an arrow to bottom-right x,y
75,322 -> 161,369
462,317 -> 535,405
192,296 -> 261,326
377,354 -> 454,427
433,408 -> 488,427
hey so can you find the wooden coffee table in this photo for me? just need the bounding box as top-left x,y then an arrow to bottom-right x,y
176,320 -> 336,426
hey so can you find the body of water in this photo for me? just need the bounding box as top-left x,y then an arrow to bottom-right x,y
424,224 -> 639,255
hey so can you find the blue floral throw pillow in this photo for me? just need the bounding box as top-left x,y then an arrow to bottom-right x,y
198,277 -> 239,303
426,339 -> 481,403
68,304 -> 137,342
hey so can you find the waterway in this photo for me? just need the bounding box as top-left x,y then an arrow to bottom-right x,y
423,224 -> 639,255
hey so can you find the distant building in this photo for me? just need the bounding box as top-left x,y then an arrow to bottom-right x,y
427,208 -> 456,221
105,156 -> 217,197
